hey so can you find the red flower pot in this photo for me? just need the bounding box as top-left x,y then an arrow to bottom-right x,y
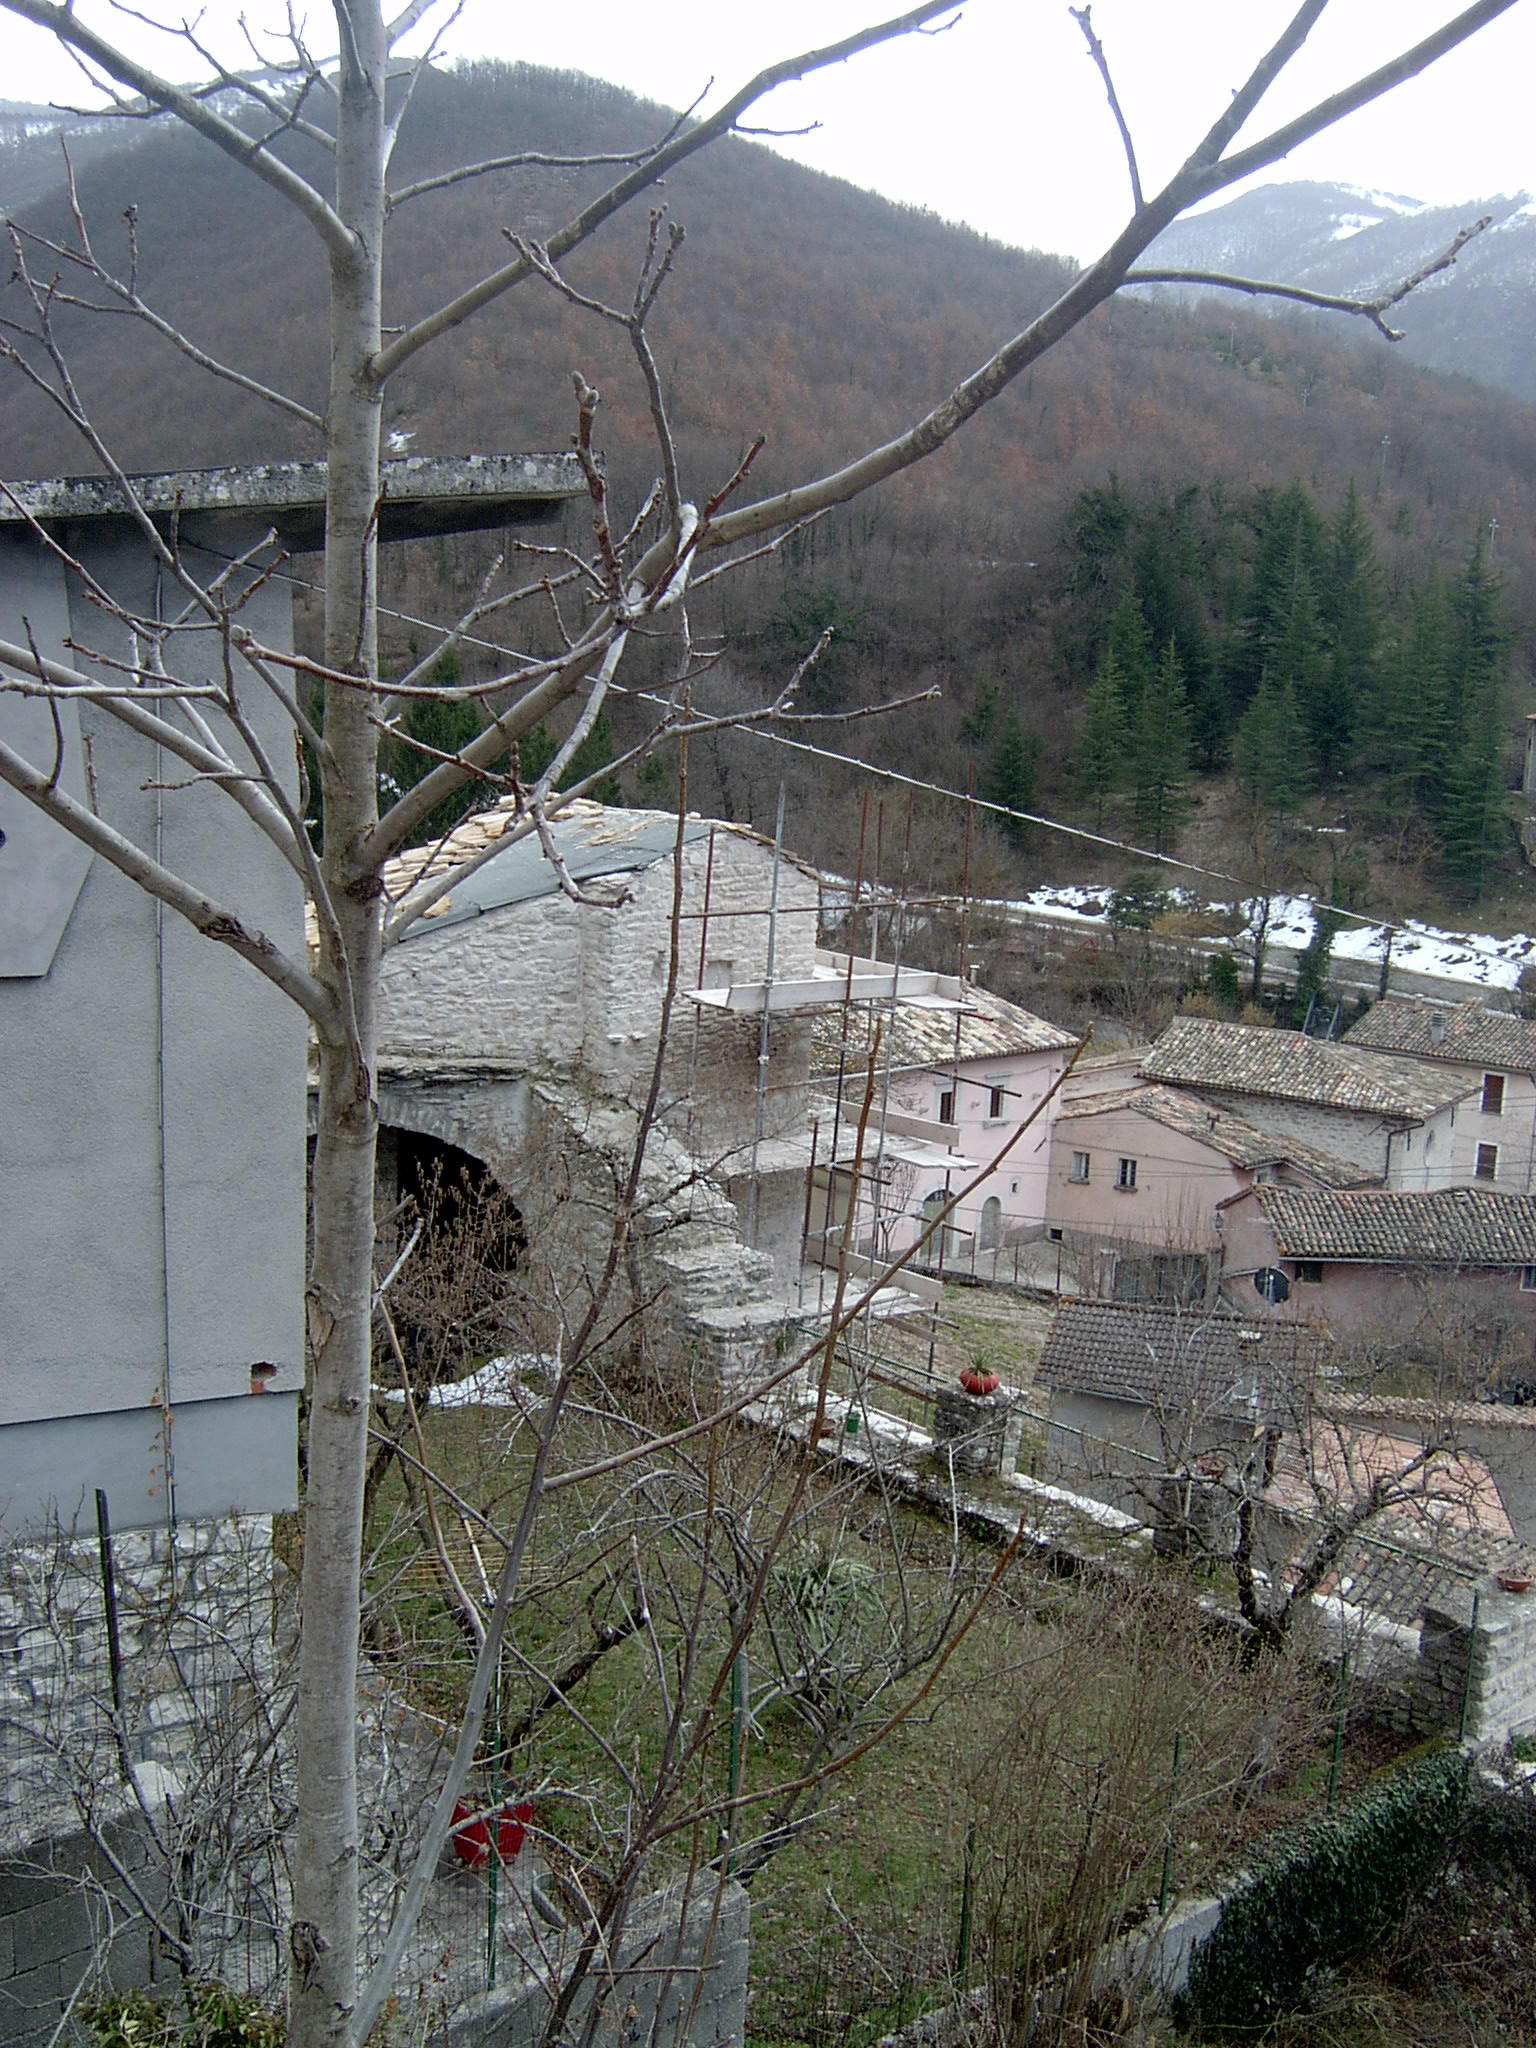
959,1368 -> 1001,1397
450,1797 -> 534,1868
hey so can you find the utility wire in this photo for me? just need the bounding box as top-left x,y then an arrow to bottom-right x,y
196,542 -> 1536,984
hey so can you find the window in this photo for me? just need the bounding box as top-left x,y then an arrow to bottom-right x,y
1116,1157 -> 1137,1192
1482,1073 -> 1506,1116
1522,1267 -> 1536,1293
1476,1142 -> 1499,1182
937,1088 -> 955,1125
1296,1260 -> 1324,1285
1069,1151 -> 1090,1184
986,1079 -> 1010,1120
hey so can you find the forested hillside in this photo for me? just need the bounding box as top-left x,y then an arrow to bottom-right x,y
3,61 -> 1533,922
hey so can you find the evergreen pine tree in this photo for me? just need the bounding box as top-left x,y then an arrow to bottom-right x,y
1233,666 -> 1307,817
1317,478 -> 1382,775
1438,532 -> 1515,900
1131,637 -> 1193,855
986,704 -> 1040,849
1105,587 -> 1155,724
1070,651 -> 1131,830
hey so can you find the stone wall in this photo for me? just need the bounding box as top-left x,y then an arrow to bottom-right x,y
0,1798 -> 178,2048
0,1517 -> 287,2042
1416,1575 -> 1536,1746
446,1878 -> 749,2048
375,823 -> 819,1175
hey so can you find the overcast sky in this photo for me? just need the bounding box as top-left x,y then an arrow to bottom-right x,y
6,1 -> 1532,261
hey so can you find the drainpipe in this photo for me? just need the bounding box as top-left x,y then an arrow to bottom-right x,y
153,562 -> 177,1529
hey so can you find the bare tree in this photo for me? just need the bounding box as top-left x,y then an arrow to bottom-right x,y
0,3 -> 1519,2042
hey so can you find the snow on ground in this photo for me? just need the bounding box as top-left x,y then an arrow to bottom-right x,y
374,1355 -> 544,1408
1008,886 -> 1536,993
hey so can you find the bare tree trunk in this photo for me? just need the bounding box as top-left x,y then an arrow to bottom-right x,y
293,10 -> 387,2038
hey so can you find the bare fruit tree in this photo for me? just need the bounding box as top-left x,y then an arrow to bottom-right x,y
0,2 -> 1520,2042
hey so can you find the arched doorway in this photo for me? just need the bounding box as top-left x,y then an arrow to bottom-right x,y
978,1195 -> 1002,1253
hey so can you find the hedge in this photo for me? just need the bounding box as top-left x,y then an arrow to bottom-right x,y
1178,1747 -> 1468,2030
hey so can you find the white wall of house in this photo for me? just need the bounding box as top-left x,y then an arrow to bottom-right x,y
1387,1065 -> 1536,1193
1387,1098 -> 1469,1191
878,1044 -> 1073,1263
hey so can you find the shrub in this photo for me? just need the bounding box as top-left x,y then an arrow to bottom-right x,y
81,1983 -> 285,2048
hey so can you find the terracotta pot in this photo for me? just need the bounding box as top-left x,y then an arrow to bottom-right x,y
959,1368 -> 1001,1397
450,1797 -> 534,1868
1496,1571 -> 1533,1594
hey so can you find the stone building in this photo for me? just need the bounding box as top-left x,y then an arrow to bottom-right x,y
1139,1016 -> 1474,1186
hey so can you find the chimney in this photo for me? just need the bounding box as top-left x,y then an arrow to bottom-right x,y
1430,1012 -> 1447,1047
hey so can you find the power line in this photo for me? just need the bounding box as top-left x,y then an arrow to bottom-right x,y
200,541 -> 1536,987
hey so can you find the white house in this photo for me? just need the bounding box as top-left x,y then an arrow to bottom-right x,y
1343,999 -> 1536,1192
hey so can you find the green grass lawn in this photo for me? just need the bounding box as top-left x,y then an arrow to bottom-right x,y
354,1370 -> 1409,2045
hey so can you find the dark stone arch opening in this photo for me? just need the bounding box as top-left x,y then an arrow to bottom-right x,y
377,1127 -> 528,1391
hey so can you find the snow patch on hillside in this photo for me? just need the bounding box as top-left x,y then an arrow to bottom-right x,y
1008,886 -> 1536,992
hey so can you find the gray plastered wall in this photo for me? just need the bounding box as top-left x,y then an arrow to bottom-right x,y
0,518 -> 305,1534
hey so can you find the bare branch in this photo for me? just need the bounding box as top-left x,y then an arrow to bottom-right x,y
1188,0 -> 1521,202
2,210 -> 324,428
0,2 -> 355,259
665,0 -> 1515,566
1070,4 -> 1142,211
1125,216 -> 1494,341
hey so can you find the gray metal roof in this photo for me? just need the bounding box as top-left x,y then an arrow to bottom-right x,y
389,802 -> 714,940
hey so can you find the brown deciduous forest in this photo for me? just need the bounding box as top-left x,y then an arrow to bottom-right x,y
5,59 -> 1534,914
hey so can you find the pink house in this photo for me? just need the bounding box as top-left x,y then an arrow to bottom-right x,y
1046,1082 -> 1373,1302
1217,1182 -> 1536,1348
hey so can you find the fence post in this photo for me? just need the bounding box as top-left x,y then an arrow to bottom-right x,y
956,1822 -> 976,1981
1326,1651 -> 1350,1814
1158,1731 -> 1183,1915
95,1488 -> 131,1784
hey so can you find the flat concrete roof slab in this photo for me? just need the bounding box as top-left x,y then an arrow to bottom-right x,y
0,452 -> 585,547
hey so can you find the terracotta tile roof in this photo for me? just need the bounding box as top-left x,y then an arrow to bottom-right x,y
811,978 -> 1077,1077
1344,998 -> 1536,1073
1038,1299 -> 1329,1413
1248,1184 -> 1536,1266
1141,1016 -> 1471,1120
1054,1084 -> 1374,1189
